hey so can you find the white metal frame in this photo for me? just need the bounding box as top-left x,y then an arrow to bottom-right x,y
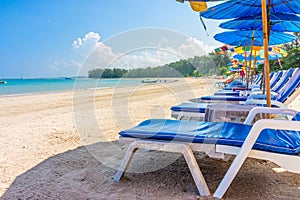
114,107 -> 300,199
171,110 -> 205,121
171,100 -> 287,121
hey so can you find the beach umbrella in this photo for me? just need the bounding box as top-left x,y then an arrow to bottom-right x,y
232,46 -> 288,61
231,45 -> 288,86
201,0 -> 300,108
176,0 -> 224,12
218,12 -> 300,90
220,13 -> 300,32
201,0 -> 300,20
214,30 -> 297,91
176,0 -> 225,34
233,52 -> 284,61
214,30 -> 297,46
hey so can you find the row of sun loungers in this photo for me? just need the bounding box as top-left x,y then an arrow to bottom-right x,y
114,67 -> 300,198
171,67 -> 300,120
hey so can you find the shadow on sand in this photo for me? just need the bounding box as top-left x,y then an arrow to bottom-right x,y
2,141 -> 300,200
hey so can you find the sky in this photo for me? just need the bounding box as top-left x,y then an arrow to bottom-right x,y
0,0 -> 225,78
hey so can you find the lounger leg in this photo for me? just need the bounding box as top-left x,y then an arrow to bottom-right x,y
114,143 -> 138,182
213,152 -> 248,199
213,121 -> 265,198
181,146 -> 211,196
115,140 -> 210,196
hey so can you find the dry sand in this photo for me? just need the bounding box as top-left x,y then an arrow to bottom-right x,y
0,78 -> 300,199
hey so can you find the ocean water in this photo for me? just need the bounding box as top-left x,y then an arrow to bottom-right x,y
0,78 -> 142,96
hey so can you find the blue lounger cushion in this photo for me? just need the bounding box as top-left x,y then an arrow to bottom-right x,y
270,71 -> 283,88
201,95 -> 248,101
120,119 -> 300,155
214,91 -> 240,96
170,102 -> 208,113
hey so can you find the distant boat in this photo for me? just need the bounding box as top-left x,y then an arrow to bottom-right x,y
141,79 -> 158,83
64,77 -> 72,80
0,80 -> 7,84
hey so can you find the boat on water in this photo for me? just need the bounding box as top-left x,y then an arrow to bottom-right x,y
0,80 -> 7,84
141,79 -> 158,83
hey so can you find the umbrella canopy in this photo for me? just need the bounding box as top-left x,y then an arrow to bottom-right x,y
201,0 -> 300,19
220,13 -> 300,32
176,0 -> 224,12
214,30 -> 297,46
179,0 -> 223,1
232,46 -> 288,60
233,53 -> 282,61
199,0 -> 299,109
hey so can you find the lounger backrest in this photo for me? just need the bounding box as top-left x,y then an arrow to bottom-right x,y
272,68 -> 295,93
255,72 -> 276,88
269,72 -> 275,79
270,71 -> 283,88
292,112 -> 300,121
276,67 -> 300,102
254,74 -> 262,85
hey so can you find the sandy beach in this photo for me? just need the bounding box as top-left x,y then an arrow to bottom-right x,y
1,77 -> 300,199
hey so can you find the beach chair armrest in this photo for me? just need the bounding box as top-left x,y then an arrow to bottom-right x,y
245,99 -> 287,108
250,90 -> 278,95
244,107 -> 298,125
214,119 -> 300,198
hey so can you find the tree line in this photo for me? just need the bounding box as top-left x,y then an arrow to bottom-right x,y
88,52 -> 231,78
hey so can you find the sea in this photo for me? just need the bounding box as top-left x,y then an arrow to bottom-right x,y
0,78 -> 142,96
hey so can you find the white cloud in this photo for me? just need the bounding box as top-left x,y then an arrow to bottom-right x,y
53,31 -> 216,76
72,38 -> 83,48
82,36 -> 215,70
49,60 -> 82,77
176,37 -> 215,58
112,49 -> 179,69
72,32 -> 102,58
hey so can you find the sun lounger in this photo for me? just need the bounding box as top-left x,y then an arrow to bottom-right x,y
270,70 -> 284,88
114,107 -> 300,198
171,102 -> 209,120
214,70 -> 284,96
170,100 -> 288,122
269,67 -> 295,93
195,67 -> 300,103
171,68 -> 298,121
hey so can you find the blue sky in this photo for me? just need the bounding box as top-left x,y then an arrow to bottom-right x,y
0,0 -> 224,78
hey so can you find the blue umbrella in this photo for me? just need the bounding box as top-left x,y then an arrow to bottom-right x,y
214,30 -> 297,46
220,13 -> 300,32
186,0 -> 299,115
201,0 -> 300,19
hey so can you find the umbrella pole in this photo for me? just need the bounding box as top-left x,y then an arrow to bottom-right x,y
252,50 -> 257,84
243,46 -> 247,88
247,30 -> 255,89
261,0 -> 271,107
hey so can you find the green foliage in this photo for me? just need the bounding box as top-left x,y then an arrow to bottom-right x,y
218,66 -> 229,75
88,52 -> 232,78
88,68 -> 127,78
88,68 -> 104,78
192,69 -> 201,77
